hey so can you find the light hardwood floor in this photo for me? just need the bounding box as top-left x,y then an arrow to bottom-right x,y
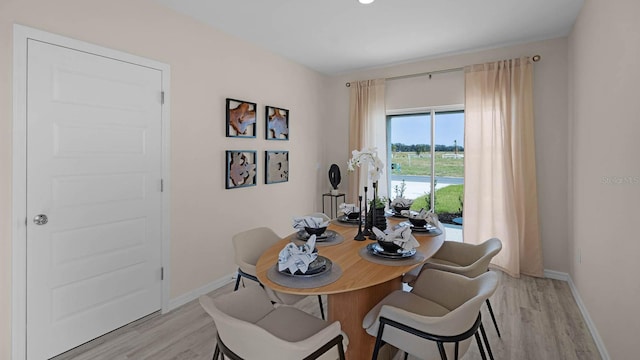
52,271 -> 601,360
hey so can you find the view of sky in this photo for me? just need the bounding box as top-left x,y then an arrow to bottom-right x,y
390,112 -> 464,146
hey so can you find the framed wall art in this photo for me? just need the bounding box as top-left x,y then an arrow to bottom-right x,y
226,98 -> 257,138
265,106 -> 289,140
225,150 -> 257,189
265,151 -> 289,184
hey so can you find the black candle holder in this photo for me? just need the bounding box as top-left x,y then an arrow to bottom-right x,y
362,186 -> 371,236
354,195 -> 365,241
368,182 -> 379,240
368,181 -> 386,240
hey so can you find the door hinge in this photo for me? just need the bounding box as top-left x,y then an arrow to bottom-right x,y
160,179 -> 164,192
161,267 -> 164,280
161,91 -> 165,105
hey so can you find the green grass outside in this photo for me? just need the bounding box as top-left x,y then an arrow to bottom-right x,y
390,151 -> 464,177
410,184 -> 463,215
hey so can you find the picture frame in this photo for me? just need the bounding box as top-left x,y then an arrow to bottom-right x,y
225,150 -> 257,189
226,98 -> 257,138
265,151 -> 289,184
265,106 -> 289,140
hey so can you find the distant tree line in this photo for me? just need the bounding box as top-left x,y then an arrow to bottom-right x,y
392,143 -> 464,153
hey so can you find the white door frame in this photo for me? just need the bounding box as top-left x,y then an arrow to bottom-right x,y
12,24 -> 172,360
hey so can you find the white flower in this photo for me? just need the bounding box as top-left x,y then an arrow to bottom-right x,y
347,147 -> 384,182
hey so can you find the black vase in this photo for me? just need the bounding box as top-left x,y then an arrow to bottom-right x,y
366,206 -> 387,232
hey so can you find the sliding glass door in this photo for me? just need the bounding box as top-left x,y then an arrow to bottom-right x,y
388,110 -> 464,225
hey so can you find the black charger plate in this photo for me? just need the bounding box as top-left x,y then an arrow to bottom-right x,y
279,256 -> 333,277
367,243 -> 416,259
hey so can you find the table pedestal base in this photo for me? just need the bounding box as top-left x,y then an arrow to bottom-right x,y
328,277 -> 402,360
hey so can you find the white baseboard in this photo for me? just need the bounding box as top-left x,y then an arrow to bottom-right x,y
544,269 -> 610,360
543,269 -> 570,281
167,272 -> 235,312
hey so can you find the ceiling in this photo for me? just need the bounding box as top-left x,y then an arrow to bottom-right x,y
154,0 -> 584,75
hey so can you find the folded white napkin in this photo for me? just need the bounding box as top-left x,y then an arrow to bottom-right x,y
401,208 -> 439,226
339,203 -> 360,215
372,226 -> 420,251
425,210 -> 439,226
278,235 -> 318,274
401,208 -> 427,219
390,198 -> 413,208
292,216 -> 330,230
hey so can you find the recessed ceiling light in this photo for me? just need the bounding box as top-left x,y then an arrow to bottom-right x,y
359,0 -> 375,4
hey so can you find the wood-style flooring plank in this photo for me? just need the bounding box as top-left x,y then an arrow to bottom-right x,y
459,272 -> 600,360
52,272 -> 600,360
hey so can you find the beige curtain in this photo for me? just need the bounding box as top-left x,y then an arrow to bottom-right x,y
463,58 -> 543,277
348,79 -> 387,202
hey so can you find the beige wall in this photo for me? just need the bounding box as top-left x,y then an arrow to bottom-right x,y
569,0 -> 640,358
326,37 -> 570,274
0,1 -> 328,358
6,0 -> 636,358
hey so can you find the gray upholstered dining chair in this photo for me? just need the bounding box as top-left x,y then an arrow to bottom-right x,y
232,227 -> 325,319
402,237 -> 503,337
200,285 -> 348,360
363,269 -> 498,360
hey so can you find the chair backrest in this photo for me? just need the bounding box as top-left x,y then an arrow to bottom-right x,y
232,227 -> 282,275
200,286 -> 344,360
199,286 -> 286,359
466,237 -> 502,278
411,269 -> 498,336
444,271 -> 498,333
433,237 -> 502,278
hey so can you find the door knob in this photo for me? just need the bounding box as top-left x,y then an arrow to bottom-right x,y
33,214 -> 48,225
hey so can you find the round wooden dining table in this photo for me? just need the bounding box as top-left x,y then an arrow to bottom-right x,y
256,218 -> 445,360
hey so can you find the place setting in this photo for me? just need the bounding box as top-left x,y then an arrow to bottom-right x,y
267,234 -> 342,288
290,216 -> 345,246
332,203 -> 362,227
397,208 -> 443,236
359,225 -> 427,266
386,197 -> 413,218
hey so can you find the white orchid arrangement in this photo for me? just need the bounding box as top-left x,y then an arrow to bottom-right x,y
347,147 -> 384,182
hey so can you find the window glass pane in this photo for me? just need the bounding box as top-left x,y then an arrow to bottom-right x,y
389,114 -> 431,201
434,111 -> 464,225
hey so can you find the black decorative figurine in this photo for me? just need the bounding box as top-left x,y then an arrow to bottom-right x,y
354,195 -> 365,241
328,164 -> 341,195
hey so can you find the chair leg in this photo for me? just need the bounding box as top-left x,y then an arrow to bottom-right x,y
474,331 -> 487,360
317,295 -> 325,320
372,322 -> 386,360
485,299 -> 501,338
479,322 -> 495,360
212,344 -> 220,360
337,340 -> 346,360
404,352 -> 409,360
233,271 -> 242,291
454,341 -> 459,360
436,341 -> 448,360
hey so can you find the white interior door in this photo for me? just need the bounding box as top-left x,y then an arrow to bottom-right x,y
26,39 -> 164,359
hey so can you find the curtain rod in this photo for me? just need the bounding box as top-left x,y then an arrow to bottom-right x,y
345,54 -> 541,87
